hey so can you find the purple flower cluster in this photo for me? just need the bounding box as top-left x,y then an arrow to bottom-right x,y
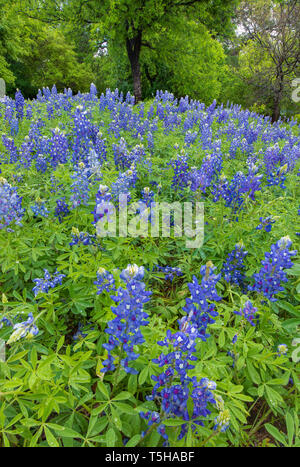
0,177 -> 25,229
266,164 -> 287,189
249,236 -> 297,301
180,263 -> 221,341
70,163 -> 90,208
141,322 -> 218,442
234,300 -> 258,326
213,170 -> 262,219
155,265 -> 183,282
222,243 -> 248,288
111,167 -> 137,203
168,152 -> 190,191
94,268 -> 116,294
189,152 -> 223,193
256,216 -> 275,232
93,184 -> 115,226
70,228 -> 96,246
141,187 -> 154,207
32,269 -> 66,296
73,322 -> 88,341
31,200 -> 49,218
7,312 -> 39,344
15,89 -> 25,120
101,265 -> 151,374
54,197 -> 70,223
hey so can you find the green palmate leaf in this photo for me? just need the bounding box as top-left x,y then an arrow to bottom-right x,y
265,385 -> 284,406
111,405 -> 122,431
44,427 -> 60,447
112,391 -> 132,401
97,381 -> 110,400
138,367 -> 148,385
285,413 -> 295,447
106,428 -> 116,447
247,361 -> 261,384
126,434 -> 141,447
265,424 -> 286,445
163,418 -> 187,427
113,402 -> 137,415
48,424 -> 83,439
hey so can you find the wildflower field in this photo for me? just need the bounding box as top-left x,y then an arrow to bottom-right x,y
0,86 -> 299,448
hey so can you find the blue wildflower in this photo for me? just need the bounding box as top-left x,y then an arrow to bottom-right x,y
234,300 -> 258,327
101,264 -> 151,374
7,312 -> 39,344
32,269 -> 65,296
249,236 -> 297,301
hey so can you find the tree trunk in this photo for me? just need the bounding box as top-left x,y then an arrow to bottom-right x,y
271,99 -> 281,122
271,68 -> 284,122
126,30 -> 142,103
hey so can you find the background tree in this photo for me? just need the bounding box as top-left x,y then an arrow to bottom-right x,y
21,0 -> 238,102
237,0 -> 300,121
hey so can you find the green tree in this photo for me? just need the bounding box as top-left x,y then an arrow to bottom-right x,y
11,25 -> 95,95
237,0 -> 300,121
21,0 -> 238,102
0,0 -> 27,87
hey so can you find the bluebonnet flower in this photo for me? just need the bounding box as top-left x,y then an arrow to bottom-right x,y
249,236 -> 297,301
135,187 -> 155,225
70,227 -> 96,246
214,409 -> 230,432
93,184 -> 115,229
256,216 -> 275,232
266,164 -> 287,189
48,127 -> 68,167
168,152 -> 190,191
0,177 -> 24,229
155,265 -> 183,282
54,197 -> 70,223
113,137 -> 129,170
10,117 -> 19,136
111,167 -> 137,203
120,264 -> 145,282
73,323 -> 88,341
232,334 -> 238,344
140,411 -> 161,429
234,300 -> 258,327
94,268 -> 116,294
31,199 -> 49,218
47,103 -> 54,119
49,175 -> 63,195
0,317 -> 13,328
32,269 -> 65,296
213,170 -> 262,220
15,89 -> 25,120
147,131 -> 154,151
222,243 -> 248,288
180,263 -> 221,341
35,155 -> 48,173
7,313 -> 39,344
90,82 -> 97,98
142,321 -> 219,443
189,152 -> 222,193
141,187 -> 154,207
101,264 -> 151,374
2,136 -> 19,163
184,130 -> 198,147
87,146 -> 104,177
26,105 -> 33,120
277,344 -> 288,356
70,163 -> 90,208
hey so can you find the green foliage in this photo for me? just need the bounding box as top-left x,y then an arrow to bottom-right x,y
0,95 -> 299,447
